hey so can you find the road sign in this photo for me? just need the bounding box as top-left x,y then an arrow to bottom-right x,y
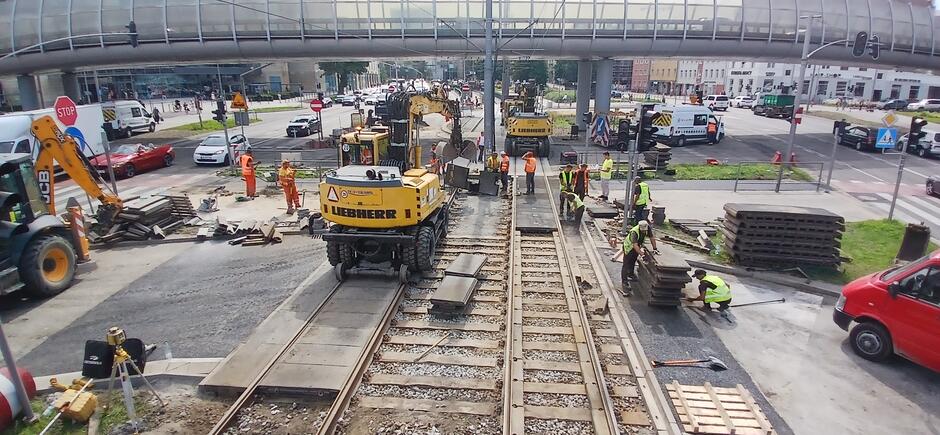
234,111 -> 250,126
793,107 -> 803,125
876,127 -> 898,149
230,92 -> 248,110
881,110 -> 897,127
310,99 -> 324,113
54,96 -> 78,126
461,84 -> 470,92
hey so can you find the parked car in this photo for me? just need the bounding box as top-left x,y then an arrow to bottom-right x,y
320,97 -> 334,108
286,115 -> 321,137
896,130 -> 940,158
833,250 -> 940,373
731,96 -> 754,108
702,95 -> 729,111
342,95 -> 357,106
193,134 -> 250,165
90,143 -> 174,178
611,90 -> 623,98
837,126 -> 878,151
908,98 -> 940,111
877,99 -> 909,110
927,177 -> 938,197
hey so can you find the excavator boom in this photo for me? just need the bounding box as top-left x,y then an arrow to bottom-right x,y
30,116 -> 123,228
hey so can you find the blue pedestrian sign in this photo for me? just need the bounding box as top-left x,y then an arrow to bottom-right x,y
876,127 -> 897,149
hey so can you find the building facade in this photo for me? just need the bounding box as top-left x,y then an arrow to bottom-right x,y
649,60 -> 678,95
612,60 -> 634,87
677,60 -> 728,95
630,59 -> 651,92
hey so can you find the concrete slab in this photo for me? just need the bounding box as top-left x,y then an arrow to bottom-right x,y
431,275 -> 479,308
445,253 -> 488,277
478,171 -> 500,196
515,175 -> 557,233
446,193 -> 508,239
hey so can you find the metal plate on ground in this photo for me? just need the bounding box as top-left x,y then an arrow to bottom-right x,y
445,253 -> 488,277
587,204 -> 619,218
478,171 -> 500,196
515,175 -> 557,233
430,275 -> 479,308
445,157 -> 471,190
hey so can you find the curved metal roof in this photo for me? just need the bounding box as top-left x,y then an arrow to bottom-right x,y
0,0 -> 937,74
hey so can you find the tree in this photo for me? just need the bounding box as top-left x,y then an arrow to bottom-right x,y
319,61 -> 369,93
511,61 -> 548,86
553,60 -> 578,85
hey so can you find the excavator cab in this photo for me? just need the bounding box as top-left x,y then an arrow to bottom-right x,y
0,154 -> 48,223
338,127 -> 409,170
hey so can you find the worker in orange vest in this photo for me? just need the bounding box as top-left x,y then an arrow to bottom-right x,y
523,151 -> 537,195
361,145 -> 374,165
279,159 -> 302,214
240,148 -> 259,197
499,151 -> 511,196
706,118 -> 719,144
574,163 -> 590,200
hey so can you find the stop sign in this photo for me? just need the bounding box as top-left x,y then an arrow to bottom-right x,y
461,85 -> 470,92
54,96 -> 78,126
310,99 -> 324,113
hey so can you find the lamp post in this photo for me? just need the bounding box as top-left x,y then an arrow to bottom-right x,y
775,15 -> 821,192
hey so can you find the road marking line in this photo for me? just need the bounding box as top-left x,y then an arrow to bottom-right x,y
868,200 -> 920,224
904,195 -> 940,217
875,193 -> 935,222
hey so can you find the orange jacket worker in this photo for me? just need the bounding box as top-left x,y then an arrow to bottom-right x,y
240,149 -> 258,197
523,151 -> 537,195
279,160 -> 301,213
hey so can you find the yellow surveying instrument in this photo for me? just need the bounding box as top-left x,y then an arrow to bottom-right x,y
102,327 -> 165,429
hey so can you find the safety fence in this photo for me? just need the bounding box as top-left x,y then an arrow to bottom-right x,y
732,161 -> 826,192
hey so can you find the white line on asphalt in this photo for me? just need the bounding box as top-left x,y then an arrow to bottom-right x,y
868,200 -> 920,224
904,195 -> 940,217
876,193 -> 935,222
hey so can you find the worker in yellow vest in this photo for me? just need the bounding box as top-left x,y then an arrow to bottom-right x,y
563,191 -> 585,224
622,220 -> 659,295
599,151 -> 613,201
687,269 -> 733,311
559,164 -> 574,215
632,176 -> 651,224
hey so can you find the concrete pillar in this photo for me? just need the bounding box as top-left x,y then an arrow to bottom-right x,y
17,75 -> 40,111
61,72 -> 81,102
575,60 -> 593,131
594,59 -> 613,115
501,60 -> 510,101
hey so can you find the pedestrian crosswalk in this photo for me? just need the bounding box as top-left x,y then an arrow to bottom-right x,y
852,192 -> 940,239
49,172 -> 215,215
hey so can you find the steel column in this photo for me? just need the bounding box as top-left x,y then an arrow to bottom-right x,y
483,0 -> 495,153
575,60 -> 592,131
595,59 -> 613,115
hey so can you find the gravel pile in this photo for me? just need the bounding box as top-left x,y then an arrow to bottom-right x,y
522,317 -> 571,328
357,384 -> 497,403
523,333 -> 575,343
223,401 -> 322,435
387,328 -> 500,341
369,361 -> 500,379
604,374 -> 637,387
524,392 -> 590,408
522,303 -> 567,312
379,344 -> 500,359
525,418 -> 595,435
524,369 -> 584,384
602,353 -> 626,366
524,349 -> 578,362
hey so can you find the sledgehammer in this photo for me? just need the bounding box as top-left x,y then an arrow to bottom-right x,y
651,356 -> 728,371
729,297 -> 786,308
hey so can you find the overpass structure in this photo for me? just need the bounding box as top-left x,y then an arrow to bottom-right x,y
1,0 -> 939,110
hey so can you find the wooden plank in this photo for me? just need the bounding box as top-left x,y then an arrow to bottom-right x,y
704,382 -> 736,433
620,410 -> 650,426
368,373 -> 497,391
400,306 -> 501,317
520,287 -> 566,294
599,344 -> 624,355
521,276 -> 563,283
522,359 -> 582,373
522,341 -> 578,352
521,310 -> 569,319
611,385 -> 639,398
736,385 -> 775,434
671,381 -> 701,433
384,335 -> 501,349
522,326 -> 574,336
378,351 -> 497,367
523,382 -> 586,395
357,396 -> 495,416
676,414 -> 766,429
524,405 -> 592,422
678,407 -> 767,420
393,320 -> 500,332
670,398 -> 752,412
522,297 -> 567,306
519,258 -> 560,264
668,391 -> 747,405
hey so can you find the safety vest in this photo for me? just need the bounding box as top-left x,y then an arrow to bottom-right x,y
623,224 -> 645,253
636,182 -> 650,206
278,167 -> 295,185
600,158 -> 614,180
361,148 -> 374,165
524,157 -> 537,173
240,154 -> 254,176
568,194 -> 584,209
707,122 -> 717,134
702,275 -> 732,303
560,171 -> 573,189
486,156 -> 500,171
500,156 -> 510,172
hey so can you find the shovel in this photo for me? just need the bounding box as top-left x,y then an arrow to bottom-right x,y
651,356 -> 728,371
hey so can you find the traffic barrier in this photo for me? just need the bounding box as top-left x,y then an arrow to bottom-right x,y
789,152 -> 798,167
68,204 -> 91,262
771,151 -> 782,165
0,367 -> 36,430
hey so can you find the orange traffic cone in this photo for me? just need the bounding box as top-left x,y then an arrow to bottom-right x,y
771,151 -> 782,165
789,152 -> 798,167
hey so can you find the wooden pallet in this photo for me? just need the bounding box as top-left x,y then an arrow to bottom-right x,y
666,381 -> 775,435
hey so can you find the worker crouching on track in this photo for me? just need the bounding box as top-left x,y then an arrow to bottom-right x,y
279,159 -> 302,214
239,148 -> 259,198
622,220 -> 659,295
688,270 -> 733,311
562,191 -> 585,224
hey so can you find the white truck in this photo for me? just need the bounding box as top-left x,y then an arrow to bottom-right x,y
0,104 -> 106,161
102,100 -> 155,139
651,104 -> 725,147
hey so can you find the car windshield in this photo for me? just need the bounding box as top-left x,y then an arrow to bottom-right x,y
716,96 -> 728,101
112,144 -> 143,154
201,136 -> 227,147
0,141 -> 14,153
883,254 -> 933,281
292,117 -> 309,123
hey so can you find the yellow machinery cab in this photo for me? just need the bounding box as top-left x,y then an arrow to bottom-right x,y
318,165 -> 443,229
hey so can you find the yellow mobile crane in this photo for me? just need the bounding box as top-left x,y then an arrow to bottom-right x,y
320,87 -> 461,281
1,116 -> 120,297
501,81 -> 552,157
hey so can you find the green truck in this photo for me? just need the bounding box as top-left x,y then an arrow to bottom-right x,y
752,94 -> 795,119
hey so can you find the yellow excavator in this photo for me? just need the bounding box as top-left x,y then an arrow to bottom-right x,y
320,87 -> 461,281
1,116 -> 120,297
501,81 -> 552,157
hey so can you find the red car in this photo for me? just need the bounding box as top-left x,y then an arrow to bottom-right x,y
90,143 -> 175,178
834,250 -> 940,372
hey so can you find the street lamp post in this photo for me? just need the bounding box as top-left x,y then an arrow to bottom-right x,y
775,15 -> 820,193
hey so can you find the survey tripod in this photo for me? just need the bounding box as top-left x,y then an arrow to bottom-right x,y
102,327 -> 165,429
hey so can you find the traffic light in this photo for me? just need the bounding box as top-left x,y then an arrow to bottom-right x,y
582,111 -> 593,127
637,109 -> 660,152
212,100 -> 227,123
910,117 -> 928,147
868,35 -> 880,60
126,21 -> 138,47
852,31 -> 868,57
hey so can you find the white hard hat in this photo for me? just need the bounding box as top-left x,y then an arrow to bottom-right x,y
500,151 -> 507,155
638,220 -> 649,229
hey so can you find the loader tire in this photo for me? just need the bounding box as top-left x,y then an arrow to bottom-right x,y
326,227 -> 343,266
20,234 -> 76,298
414,226 -> 436,272
402,228 -> 419,272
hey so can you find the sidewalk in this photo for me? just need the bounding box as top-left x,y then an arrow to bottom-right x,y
134,97 -> 311,139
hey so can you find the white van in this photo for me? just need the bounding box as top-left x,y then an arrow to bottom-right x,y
0,104 -> 106,160
651,104 -> 725,147
102,100 -> 155,139
896,129 -> 940,158
702,95 -> 730,111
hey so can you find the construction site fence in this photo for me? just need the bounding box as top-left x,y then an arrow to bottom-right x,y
732,161 -> 826,192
